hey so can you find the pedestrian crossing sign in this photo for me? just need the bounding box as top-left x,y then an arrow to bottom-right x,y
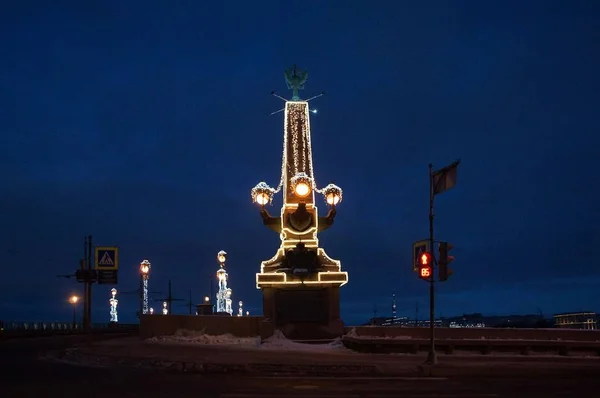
95,246 -> 119,270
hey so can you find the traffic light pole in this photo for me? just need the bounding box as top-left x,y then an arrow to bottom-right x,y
82,235 -> 94,331
82,237 -> 89,329
426,163 -> 438,365
87,235 -> 93,330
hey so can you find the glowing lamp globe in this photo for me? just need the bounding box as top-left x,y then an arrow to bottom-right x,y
217,269 -> 226,281
251,182 -> 275,206
217,250 -> 227,264
69,295 -> 79,304
326,192 -> 340,206
290,172 -> 313,198
294,181 -> 311,197
256,192 -> 270,205
322,183 -> 343,206
140,260 -> 151,275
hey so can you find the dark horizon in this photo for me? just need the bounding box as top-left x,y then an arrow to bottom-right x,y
1,0 -> 599,327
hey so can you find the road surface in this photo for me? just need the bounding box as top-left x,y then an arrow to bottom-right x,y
2,335 -> 600,397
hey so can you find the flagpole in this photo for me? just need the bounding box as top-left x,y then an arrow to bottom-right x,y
426,163 -> 437,365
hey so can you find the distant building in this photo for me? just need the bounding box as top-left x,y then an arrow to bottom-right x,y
443,313 -> 549,328
554,312 -> 597,330
364,316 -> 443,327
364,313 -> 551,328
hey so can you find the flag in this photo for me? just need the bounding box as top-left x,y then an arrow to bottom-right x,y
432,160 -> 460,195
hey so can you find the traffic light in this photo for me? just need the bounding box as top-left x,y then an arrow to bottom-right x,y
438,241 -> 454,281
412,240 -> 430,272
418,252 -> 432,280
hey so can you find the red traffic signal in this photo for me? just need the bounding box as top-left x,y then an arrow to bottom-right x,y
418,252 -> 432,280
412,240 -> 430,272
419,252 -> 431,266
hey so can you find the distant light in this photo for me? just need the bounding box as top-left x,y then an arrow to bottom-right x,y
310,109 -> 318,114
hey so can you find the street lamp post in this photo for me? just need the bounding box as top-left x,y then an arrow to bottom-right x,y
139,260 -> 151,316
109,288 -> 118,323
216,251 -> 232,315
69,295 -> 79,329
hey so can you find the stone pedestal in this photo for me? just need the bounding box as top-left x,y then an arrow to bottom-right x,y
196,303 -> 213,316
261,286 -> 343,340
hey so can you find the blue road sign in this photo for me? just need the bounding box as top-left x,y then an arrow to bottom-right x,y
95,246 -> 119,270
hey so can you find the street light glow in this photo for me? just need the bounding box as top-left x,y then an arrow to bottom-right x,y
217,250 -> 227,264
255,192 -> 270,205
140,259 -> 151,275
294,181 -> 311,197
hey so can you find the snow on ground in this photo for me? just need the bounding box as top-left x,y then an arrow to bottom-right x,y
146,329 -> 350,352
146,329 -> 260,347
259,330 -> 349,352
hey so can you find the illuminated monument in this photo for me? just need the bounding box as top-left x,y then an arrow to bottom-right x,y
250,65 -> 347,339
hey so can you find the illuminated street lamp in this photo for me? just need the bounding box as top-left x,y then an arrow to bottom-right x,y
149,307 -> 154,315
217,250 -> 227,265
139,260 -> 151,316
140,260 -> 150,275
216,250 -> 233,315
290,172 -> 312,198
251,182 -> 275,207
322,183 -> 343,208
68,295 -> 79,329
204,296 -> 210,303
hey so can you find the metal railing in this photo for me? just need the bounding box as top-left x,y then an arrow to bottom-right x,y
0,320 -> 138,337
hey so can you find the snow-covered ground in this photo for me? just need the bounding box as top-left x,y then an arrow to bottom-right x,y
146,329 -> 349,352
260,330 -> 348,352
146,329 -> 260,347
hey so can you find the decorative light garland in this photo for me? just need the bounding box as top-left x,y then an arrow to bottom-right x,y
109,288 -> 118,323
249,101 -> 343,206
250,95 -> 348,288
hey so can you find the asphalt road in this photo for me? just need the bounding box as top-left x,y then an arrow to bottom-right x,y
1,335 -> 600,398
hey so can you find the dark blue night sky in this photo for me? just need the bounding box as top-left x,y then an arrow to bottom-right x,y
1,0 -> 599,326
